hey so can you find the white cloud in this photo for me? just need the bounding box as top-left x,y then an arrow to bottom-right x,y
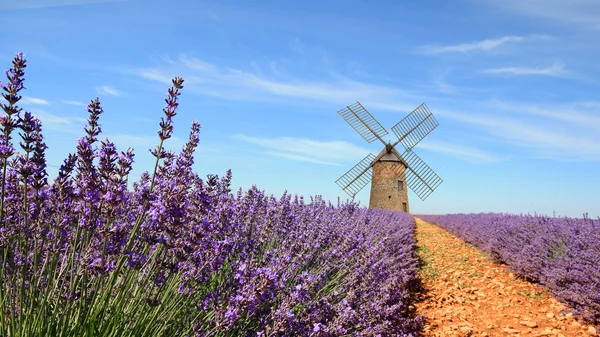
420,35 -> 549,54
119,54 -> 600,162
95,85 -> 122,97
33,110 -> 72,125
435,108 -> 600,161
233,134 -> 370,165
476,0 -> 600,28
419,140 -> 506,164
29,109 -> 85,133
484,63 -> 566,77
128,55 -> 419,112
491,99 -> 600,129
0,95 -> 48,106
61,100 -> 87,107
265,151 -> 342,166
21,96 -> 50,105
136,69 -> 173,84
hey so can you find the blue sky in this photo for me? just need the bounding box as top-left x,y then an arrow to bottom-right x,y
1,0 -> 599,217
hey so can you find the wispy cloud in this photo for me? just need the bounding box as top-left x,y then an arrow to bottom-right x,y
419,140 -> 506,164
420,35 -> 549,54
61,100 -> 87,106
436,108 -> 600,161
477,0 -> 600,29
20,96 -> 50,105
33,110 -> 72,126
234,134 -> 370,166
484,63 -> 566,77
126,55 -> 419,112
1,96 -> 50,106
95,85 -> 122,97
29,109 -> 85,133
265,151 -> 342,166
134,69 -> 172,84
0,0 -> 125,10
491,99 -> 600,129
119,54 -> 600,162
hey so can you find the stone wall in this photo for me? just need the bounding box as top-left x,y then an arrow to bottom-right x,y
369,160 -> 410,213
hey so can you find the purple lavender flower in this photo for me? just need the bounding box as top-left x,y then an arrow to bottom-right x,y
0,53 -> 426,337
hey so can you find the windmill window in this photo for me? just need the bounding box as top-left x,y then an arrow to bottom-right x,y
397,180 -> 404,190
403,202 -> 408,212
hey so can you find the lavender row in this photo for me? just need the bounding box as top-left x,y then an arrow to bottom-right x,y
0,53 -> 422,336
418,213 -> 600,324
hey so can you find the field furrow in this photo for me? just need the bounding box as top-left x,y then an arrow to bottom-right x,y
415,218 -> 598,337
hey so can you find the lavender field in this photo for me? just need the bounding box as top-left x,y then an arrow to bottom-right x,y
418,213 -> 600,324
0,53 -> 424,336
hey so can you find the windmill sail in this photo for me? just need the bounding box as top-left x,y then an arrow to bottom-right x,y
335,153 -> 376,198
401,149 -> 443,201
391,103 -> 439,150
336,101 -> 443,207
338,102 -> 388,143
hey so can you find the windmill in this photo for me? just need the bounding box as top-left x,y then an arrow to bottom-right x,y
335,102 -> 442,213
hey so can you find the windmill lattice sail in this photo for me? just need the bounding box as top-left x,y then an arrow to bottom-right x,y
337,102 -> 388,143
402,149 -> 443,201
392,103 -> 439,150
335,153 -> 376,198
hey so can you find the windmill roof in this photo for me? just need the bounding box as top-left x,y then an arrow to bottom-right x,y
380,152 -> 401,161
375,145 -> 407,166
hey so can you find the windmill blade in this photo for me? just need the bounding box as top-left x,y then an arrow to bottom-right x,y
335,153 -> 376,198
401,149 -> 443,201
391,103 -> 439,150
338,102 -> 389,144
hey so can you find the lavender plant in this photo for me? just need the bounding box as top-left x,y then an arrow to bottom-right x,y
0,53 -> 423,336
419,213 -> 600,324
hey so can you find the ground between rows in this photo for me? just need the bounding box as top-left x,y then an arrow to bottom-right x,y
413,218 -> 598,337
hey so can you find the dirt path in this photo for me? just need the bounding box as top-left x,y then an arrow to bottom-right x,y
414,218 -> 598,337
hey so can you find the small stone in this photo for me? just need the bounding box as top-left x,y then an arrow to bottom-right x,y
546,312 -> 555,319
556,304 -> 568,311
460,326 -> 472,335
565,313 -> 574,320
589,326 -> 598,336
520,320 -> 538,328
502,328 -> 520,334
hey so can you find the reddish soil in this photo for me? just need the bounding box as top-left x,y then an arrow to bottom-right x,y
414,218 -> 598,337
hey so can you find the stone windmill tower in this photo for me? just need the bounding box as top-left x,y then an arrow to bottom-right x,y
335,102 -> 442,212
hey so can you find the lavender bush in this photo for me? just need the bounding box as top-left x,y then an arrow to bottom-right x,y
0,53 -> 423,336
419,213 -> 600,324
